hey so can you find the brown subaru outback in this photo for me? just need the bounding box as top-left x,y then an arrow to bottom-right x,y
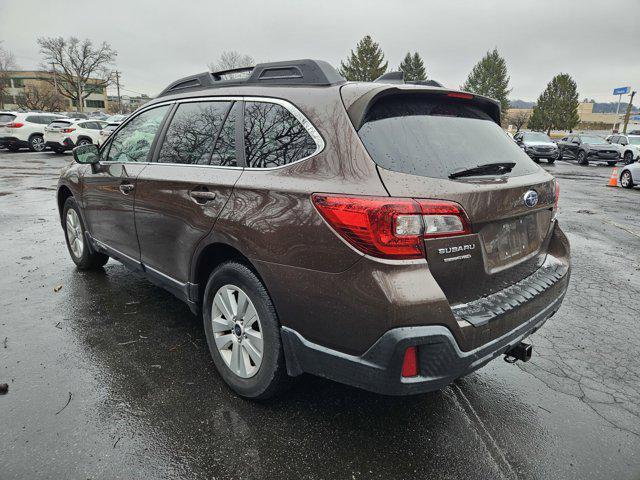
57,60 -> 570,399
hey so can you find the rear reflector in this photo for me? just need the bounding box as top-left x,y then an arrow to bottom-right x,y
312,194 -> 471,259
402,346 -> 419,377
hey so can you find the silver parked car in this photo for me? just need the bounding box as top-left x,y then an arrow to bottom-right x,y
619,159 -> 640,189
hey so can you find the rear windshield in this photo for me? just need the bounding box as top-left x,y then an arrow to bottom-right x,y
358,96 -> 538,179
0,114 -> 16,124
49,121 -> 72,128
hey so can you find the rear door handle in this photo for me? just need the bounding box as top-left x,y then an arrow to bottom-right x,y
189,190 -> 217,204
119,182 -> 134,195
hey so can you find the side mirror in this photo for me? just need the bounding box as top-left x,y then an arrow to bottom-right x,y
73,144 -> 99,164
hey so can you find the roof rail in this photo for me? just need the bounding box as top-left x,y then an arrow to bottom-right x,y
158,59 -> 346,97
374,71 -> 444,88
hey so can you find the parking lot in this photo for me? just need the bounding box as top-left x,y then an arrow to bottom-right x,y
0,150 -> 639,479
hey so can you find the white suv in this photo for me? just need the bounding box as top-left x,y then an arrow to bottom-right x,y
43,119 -> 107,153
0,112 -> 66,151
607,134 -> 640,164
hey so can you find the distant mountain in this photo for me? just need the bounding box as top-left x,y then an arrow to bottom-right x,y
509,99 -> 535,109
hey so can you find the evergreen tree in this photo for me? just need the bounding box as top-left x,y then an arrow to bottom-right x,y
461,48 -> 511,120
339,35 -> 388,81
399,52 -> 427,82
528,74 -> 579,134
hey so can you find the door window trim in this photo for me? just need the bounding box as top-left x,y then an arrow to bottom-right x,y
135,95 -> 324,170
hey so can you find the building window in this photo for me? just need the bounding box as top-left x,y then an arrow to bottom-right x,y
85,85 -> 103,94
85,100 -> 105,108
11,78 -> 25,88
1,94 -> 14,105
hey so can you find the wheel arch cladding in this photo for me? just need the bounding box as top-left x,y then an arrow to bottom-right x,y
193,243 -> 269,306
57,185 -> 73,217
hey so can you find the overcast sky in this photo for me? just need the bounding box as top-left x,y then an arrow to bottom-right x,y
1,0 -> 638,102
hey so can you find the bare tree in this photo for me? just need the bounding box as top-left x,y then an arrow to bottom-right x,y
508,110 -> 530,132
0,42 -> 17,109
208,51 -> 254,77
16,83 -> 66,112
37,36 -> 116,112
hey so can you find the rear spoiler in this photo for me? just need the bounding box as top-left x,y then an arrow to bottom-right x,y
346,85 -> 502,130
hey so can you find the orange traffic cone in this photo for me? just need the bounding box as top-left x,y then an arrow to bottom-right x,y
607,167 -> 619,187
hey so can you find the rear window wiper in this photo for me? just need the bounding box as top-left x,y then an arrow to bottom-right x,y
449,162 -> 516,179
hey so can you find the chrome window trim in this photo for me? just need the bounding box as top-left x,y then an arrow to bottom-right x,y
98,96 -> 325,171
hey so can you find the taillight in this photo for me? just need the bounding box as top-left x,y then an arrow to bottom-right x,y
401,346 -> 419,377
62,128 -> 75,133
311,194 -> 471,260
6,122 -> 24,128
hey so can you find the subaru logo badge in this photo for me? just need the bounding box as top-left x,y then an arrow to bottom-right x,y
523,190 -> 538,208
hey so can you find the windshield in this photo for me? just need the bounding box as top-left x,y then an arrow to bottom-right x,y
628,137 -> 640,145
580,135 -> 606,145
524,132 -> 552,142
358,95 -> 538,179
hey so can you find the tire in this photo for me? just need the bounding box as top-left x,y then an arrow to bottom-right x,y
76,138 -> 92,147
607,161 -> 617,166
547,157 -> 555,164
532,157 -> 540,163
28,134 -> 46,152
62,197 -> 109,270
620,170 -> 634,189
624,151 -> 634,165
577,150 -> 588,165
203,261 -> 289,400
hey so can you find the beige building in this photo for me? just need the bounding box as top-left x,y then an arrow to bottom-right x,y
0,70 -> 109,112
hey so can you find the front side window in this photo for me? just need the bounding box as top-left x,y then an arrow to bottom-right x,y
106,105 -> 170,163
244,101 -> 317,168
158,101 -> 231,165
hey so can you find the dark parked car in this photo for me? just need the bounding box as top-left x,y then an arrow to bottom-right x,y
514,131 -> 560,163
57,60 -> 570,399
557,133 -> 619,165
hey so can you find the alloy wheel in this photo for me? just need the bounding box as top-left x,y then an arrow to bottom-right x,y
78,139 -> 91,146
211,284 -> 263,378
66,209 -> 84,258
31,136 -> 45,151
621,171 -> 632,188
624,152 -> 633,164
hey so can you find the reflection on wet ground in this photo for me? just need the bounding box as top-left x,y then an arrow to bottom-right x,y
1,151 -> 639,479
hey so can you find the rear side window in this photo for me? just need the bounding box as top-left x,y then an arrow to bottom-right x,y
243,101 -> 317,168
0,114 -> 16,124
158,101 -> 232,165
358,96 -> 539,179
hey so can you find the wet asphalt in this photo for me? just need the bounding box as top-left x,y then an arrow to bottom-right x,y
0,149 -> 639,480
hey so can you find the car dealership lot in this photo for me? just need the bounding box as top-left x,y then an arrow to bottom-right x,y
0,151 -> 639,479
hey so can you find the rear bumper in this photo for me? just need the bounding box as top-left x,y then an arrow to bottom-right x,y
45,138 -> 74,149
282,285 -> 567,395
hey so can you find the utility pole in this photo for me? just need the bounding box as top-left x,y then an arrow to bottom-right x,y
622,90 -> 636,134
114,70 -> 122,114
